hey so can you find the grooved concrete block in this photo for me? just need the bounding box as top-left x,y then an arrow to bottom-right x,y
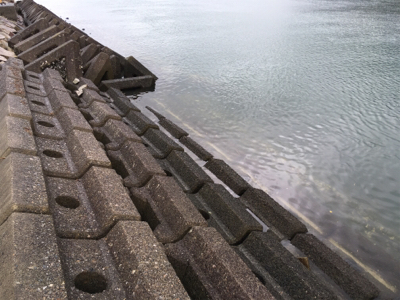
81,166 -> 140,228
25,40 -> 83,83
0,213 -> 68,299
83,100 -> 121,127
77,77 -> 100,92
130,176 -> 207,243
141,128 -> 184,159
161,150 -> 212,193
236,231 -> 336,300
108,140 -> 165,187
18,29 -> 69,64
31,112 -> 65,140
84,52 -> 114,85
8,18 -> 47,47
0,94 -> 31,121
0,115 -> 37,158
56,106 -> 92,135
0,3 -> 18,21
47,89 -> 78,112
291,233 -> 380,300
107,87 -> 140,115
26,93 -> 54,115
96,119 -> 141,150
66,129 -> 111,173
240,188 -> 307,240
23,80 -> 46,97
0,153 -> 49,225
205,158 -> 250,195
1,64 -> 23,81
0,74 -> 26,100
124,110 -> 158,135
5,57 -> 25,71
189,183 -> 262,245
106,221 -> 190,299
57,239 -> 127,299
165,226 -> 275,300
14,25 -> 60,53
24,70 -> 43,84
79,88 -> 106,108
100,75 -> 154,91
179,136 -> 213,161
159,118 -> 189,139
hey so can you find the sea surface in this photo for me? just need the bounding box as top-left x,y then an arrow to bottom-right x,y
36,0 -> 400,296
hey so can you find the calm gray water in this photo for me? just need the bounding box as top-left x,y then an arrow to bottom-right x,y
37,0 -> 400,296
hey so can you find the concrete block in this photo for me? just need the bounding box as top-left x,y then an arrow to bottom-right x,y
205,158 -> 250,195
57,239 -> 126,299
240,188 -> 308,240
0,153 -> 49,226
160,150 -> 212,193
159,118 -> 189,139
23,80 -> 46,97
0,3 -> 18,21
141,128 -> 184,159
0,213 -> 68,299
105,221 -> 190,299
26,93 -> 54,115
164,226 -> 274,300
35,137 -> 77,178
8,18 -> 47,47
25,40 -> 82,83
0,93 -> 31,121
80,166 -> 140,228
18,29 -> 69,64
95,118 -> 141,151
236,231 -> 336,300
189,183 -> 262,245
79,88 -> 106,108
42,67 -> 64,81
43,76 -> 67,94
291,233 -> 380,300
130,175 -> 207,243
146,106 -> 166,120
84,52 -> 114,86
82,100 -> 121,127
56,106 -> 92,135
14,25 -> 60,54
0,74 -> 26,100
1,64 -> 23,81
107,87 -> 140,115
31,112 -> 65,140
107,140 -> 165,187
100,75 -> 154,91
65,129 -> 111,174
0,115 -> 37,158
77,77 -> 100,92
47,89 -> 78,112
80,43 -> 100,65
125,55 -> 157,79
5,57 -> 25,71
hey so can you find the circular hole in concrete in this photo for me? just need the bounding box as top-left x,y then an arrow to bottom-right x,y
31,100 -> 46,106
43,150 -> 63,158
55,196 -> 80,209
38,121 -> 55,127
74,271 -> 107,294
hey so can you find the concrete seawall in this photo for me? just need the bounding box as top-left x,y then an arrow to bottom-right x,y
0,0 -> 382,299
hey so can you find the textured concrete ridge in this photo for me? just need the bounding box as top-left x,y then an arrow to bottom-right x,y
0,1 -> 384,298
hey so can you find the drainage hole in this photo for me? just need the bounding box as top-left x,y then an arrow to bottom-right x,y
55,196 -> 80,209
28,85 -> 40,91
31,100 -> 46,106
200,210 -> 211,220
38,121 -> 55,128
74,271 -> 107,294
29,74 -> 40,80
43,150 -> 63,158
163,169 -> 173,177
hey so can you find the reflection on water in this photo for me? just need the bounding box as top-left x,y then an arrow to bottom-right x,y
37,0 -> 400,296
